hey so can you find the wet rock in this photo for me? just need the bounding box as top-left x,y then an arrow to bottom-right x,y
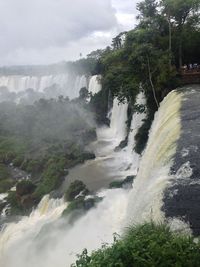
109,175 -> 135,189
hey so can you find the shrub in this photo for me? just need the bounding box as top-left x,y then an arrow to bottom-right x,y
72,223 -> 200,267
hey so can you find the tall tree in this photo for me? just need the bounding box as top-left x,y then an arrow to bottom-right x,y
162,0 -> 200,67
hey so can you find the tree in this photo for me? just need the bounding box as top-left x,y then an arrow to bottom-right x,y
162,0 -> 200,67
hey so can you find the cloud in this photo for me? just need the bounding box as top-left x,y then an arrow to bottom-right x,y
0,0 -> 116,50
0,0 -> 140,65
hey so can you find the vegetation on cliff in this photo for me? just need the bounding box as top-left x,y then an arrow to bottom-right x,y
88,0 -> 200,152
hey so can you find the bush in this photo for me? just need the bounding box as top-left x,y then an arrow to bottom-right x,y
72,223 -> 200,267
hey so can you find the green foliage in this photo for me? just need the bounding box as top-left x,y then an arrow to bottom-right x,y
0,163 -> 10,180
0,97 -> 97,214
65,180 -> 88,202
72,223 -> 200,267
0,136 -> 27,164
0,163 -> 14,193
0,179 -> 14,194
6,191 -> 23,215
89,89 -> 110,125
34,157 -> 66,198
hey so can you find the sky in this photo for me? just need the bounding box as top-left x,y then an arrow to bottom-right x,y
0,0 -> 140,66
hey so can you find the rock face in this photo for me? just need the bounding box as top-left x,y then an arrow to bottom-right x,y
163,86 -> 200,235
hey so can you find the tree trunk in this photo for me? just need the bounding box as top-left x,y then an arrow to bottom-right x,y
147,56 -> 159,108
178,40 -> 183,68
178,25 -> 183,68
168,16 -> 172,69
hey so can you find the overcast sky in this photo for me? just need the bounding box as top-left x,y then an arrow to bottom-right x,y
0,0 -> 140,66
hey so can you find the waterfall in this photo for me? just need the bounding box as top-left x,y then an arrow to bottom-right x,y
123,91 -> 147,174
0,190 -> 128,267
109,98 -> 128,142
127,92 -> 146,154
0,195 -> 66,264
88,75 -> 102,96
0,74 -> 87,99
0,88 -> 184,266
74,75 -> 87,98
126,90 -> 183,224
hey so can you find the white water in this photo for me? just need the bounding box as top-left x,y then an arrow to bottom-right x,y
127,90 -> 183,224
0,92 -> 134,266
0,74 -> 87,99
109,98 -> 128,142
0,196 -> 67,264
88,75 -> 102,96
124,91 -> 147,173
0,90 -> 183,266
0,194 -> 8,202
0,189 -> 128,267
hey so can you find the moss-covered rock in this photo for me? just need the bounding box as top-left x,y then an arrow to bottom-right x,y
114,138 -> 128,152
65,180 -> 89,202
62,196 -> 103,217
109,175 -> 135,189
16,180 -> 36,196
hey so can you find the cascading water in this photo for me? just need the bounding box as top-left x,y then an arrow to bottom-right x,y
0,195 -> 67,265
0,90 -> 144,266
0,88 -> 184,267
126,90 -> 183,224
88,75 -> 102,96
0,189 -> 128,267
123,91 -> 147,174
0,74 -> 87,99
109,98 -> 128,142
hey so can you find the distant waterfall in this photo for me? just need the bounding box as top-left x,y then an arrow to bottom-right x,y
0,74 -> 87,99
109,98 -> 128,142
124,91 -> 147,174
127,92 -> 146,154
127,90 -> 182,224
88,75 -> 102,96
